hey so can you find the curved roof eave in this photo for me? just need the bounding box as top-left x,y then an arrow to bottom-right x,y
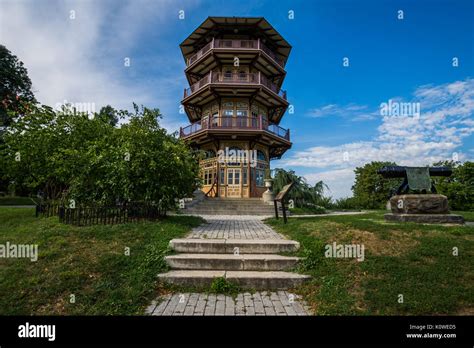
179,17 -> 292,63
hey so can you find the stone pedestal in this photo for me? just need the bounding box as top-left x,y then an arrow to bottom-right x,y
262,179 -> 275,205
385,194 -> 464,224
385,213 -> 464,224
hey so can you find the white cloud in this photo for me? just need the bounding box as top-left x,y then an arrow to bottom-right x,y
283,78 -> 474,198
0,0 -> 192,131
304,169 -> 355,199
306,103 -> 378,121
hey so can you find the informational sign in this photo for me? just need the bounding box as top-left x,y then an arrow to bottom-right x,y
275,183 -> 294,201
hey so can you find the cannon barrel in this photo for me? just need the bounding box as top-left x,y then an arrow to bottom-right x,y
377,166 -> 452,178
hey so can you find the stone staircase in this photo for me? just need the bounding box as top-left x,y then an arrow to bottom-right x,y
158,238 -> 310,289
181,197 -> 277,216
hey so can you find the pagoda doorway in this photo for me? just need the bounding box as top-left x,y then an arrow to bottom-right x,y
226,168 -> 242,198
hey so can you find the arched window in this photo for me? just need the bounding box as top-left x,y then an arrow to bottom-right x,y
204,150 -> 216,159
226,146 -> 244,165
257,150 -> 266,162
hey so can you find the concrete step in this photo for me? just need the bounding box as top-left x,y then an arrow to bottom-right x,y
169,239 -> 300,254
180,197 -> 282,216
185,206 -> 275,210
182,211 -> 274,216
186,205 -> 273,208
165,253 -> 300,271
189,202 -> 273,206
157,270 -> 310,289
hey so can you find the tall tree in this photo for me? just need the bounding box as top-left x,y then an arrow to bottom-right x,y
0,45 -> 37,128
351,161 -> 401,209
432,160 -> 474,211
272,168 -> 329,207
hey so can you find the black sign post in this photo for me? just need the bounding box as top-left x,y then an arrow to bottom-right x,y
274,182 -> 294,224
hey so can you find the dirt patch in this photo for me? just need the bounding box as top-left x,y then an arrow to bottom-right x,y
36,295 -> 67,315
455,306 -> 474,315
320,228 -> 420,257
306,221 -> 347,237
348,267 -> 368,313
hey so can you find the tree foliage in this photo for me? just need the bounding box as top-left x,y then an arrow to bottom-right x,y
1,103 -> 199,210
0,45 -> 37,128
272,168 -> 330,208
432,160 -> 474,211
351,161 -> 401,209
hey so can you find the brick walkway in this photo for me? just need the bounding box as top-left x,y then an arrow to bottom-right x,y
146,291 -> 312,316
148,215 -> 310,315
186,215 -> 283,240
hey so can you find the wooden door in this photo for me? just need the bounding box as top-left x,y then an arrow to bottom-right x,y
227,168 -> 241,197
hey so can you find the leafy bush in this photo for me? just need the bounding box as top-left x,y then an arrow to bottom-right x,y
1,103 -> 199,211
330,197 -> 364,210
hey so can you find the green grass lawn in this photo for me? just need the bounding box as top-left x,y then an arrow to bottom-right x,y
454,210 -> 474,222
289,206 -> 327,215
267,210 -> 474,315
0,207 -> 202,315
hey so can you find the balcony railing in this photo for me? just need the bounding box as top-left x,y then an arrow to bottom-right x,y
183,71 -> 287,100
186,38 -> 285,68
180,116 -> 290,141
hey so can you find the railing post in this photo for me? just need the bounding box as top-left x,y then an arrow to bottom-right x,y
257,38 -> 260,50
209,70 -> 212,83
258,71 -> 261,85
259,115 -> 263,130
286,129 -> 290,140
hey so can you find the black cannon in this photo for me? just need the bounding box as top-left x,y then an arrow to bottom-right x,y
377,166 -> 452,196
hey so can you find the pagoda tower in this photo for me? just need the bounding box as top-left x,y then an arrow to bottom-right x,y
179,17 -> 292,198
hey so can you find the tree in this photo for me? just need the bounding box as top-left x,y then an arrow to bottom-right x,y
432,160 -> 474,211
1,103 -> 199,210
272,168 -> 329,207
351,161 -> 401,209
0,45 -> 37,128
95,105 -> 120,127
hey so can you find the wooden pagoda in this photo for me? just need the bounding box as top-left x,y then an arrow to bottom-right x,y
179,17 -> 292,198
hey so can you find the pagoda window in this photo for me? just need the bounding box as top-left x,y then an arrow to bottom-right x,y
251,105 -> 259,128
202,113 -> 209,128
203,169 -> 215,185
220,168 -> 225,185
234,170 -> 240,185
236,103 -> 248,127
211,111 -> 219,127
255,168 -> 265,187
238,69 -> 247,81
204,150 -> 216,159
257,150 -> 266,162
223,103 -> 234,127
223,68 -> 232,81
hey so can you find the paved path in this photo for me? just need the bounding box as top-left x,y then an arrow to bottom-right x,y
289,211 -> 368,218
148,215 -> 311,315
186,215 -> 283,240
146,291 -> 312,316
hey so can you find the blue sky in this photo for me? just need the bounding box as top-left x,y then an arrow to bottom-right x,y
1,0 -> 473,198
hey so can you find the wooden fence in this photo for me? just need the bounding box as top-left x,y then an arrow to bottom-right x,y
36,203 -> 165,226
